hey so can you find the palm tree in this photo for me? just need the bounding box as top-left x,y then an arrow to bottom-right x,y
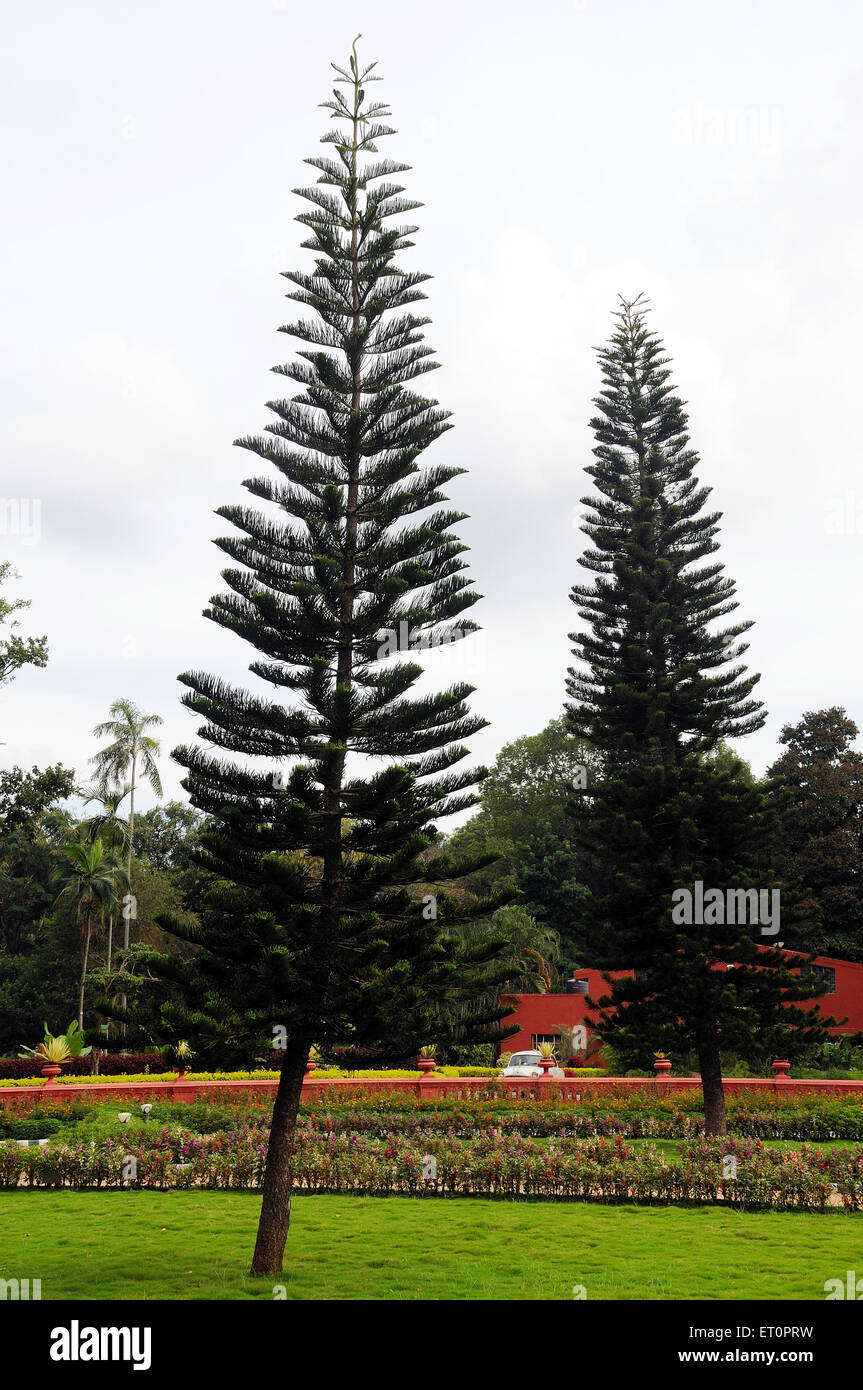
81,785 -> 130,975
89,699 -> 162,958
52,839 -> 130,1030
81,784 -> 130,847
440,906 -> 564,1044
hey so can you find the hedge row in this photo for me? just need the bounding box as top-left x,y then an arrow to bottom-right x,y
2,1128 -> 860,1211
0,1050 -> 499,1079
0,1053 -> 170,1080
0,1065 -> 503,1087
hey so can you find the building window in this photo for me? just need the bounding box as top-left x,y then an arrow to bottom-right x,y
812,966 -> 837,995
531,1034 -> 560,1051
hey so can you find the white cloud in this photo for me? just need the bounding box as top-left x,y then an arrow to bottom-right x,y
2,0 -> 862,814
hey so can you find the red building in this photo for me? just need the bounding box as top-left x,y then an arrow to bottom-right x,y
503,951 -> 863,1059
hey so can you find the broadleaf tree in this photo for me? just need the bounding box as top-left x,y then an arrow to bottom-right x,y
565,296 -> 834,1133
0,563 -> 48,692
116,40 -> 512,1276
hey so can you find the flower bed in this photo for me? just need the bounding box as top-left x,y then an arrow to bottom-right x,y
299,1092 -> 863,1141
1,1127 -> 861,1211
5,1084 -> 863,1141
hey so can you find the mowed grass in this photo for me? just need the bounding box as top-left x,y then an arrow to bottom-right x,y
0,1191 -> 859,1300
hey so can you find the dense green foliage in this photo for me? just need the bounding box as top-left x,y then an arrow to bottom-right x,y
445,718 -> 596,961
766,708 -> 863,961
0,779 -> 203,1053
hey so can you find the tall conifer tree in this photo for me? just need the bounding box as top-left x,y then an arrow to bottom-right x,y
123,41 -> 510,1274
566,297 -> 832,1132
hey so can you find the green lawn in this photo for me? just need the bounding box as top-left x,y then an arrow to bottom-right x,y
0,1191 -> 859,1300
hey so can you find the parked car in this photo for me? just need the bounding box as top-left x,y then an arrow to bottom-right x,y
499,1050 -> 565,1079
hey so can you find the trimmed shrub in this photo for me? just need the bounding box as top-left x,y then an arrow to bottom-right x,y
2,1127 -> 860,1211
0,1115 -> 62,1140
0,1052 -> 170,1079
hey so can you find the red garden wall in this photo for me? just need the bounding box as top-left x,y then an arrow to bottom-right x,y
3,1072 -> 863,1111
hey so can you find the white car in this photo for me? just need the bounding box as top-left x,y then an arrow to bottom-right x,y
499,1050 -> 565,1079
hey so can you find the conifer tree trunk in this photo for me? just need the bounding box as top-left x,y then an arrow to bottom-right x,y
698,1038 -> 727,1136
250,1032 -> 312,1276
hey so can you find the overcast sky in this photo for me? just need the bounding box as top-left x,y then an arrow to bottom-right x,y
2,0 -> 862,822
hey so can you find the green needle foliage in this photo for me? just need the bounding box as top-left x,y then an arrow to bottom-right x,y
566,296 -> 833,1132
115,39 -> 511,1275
